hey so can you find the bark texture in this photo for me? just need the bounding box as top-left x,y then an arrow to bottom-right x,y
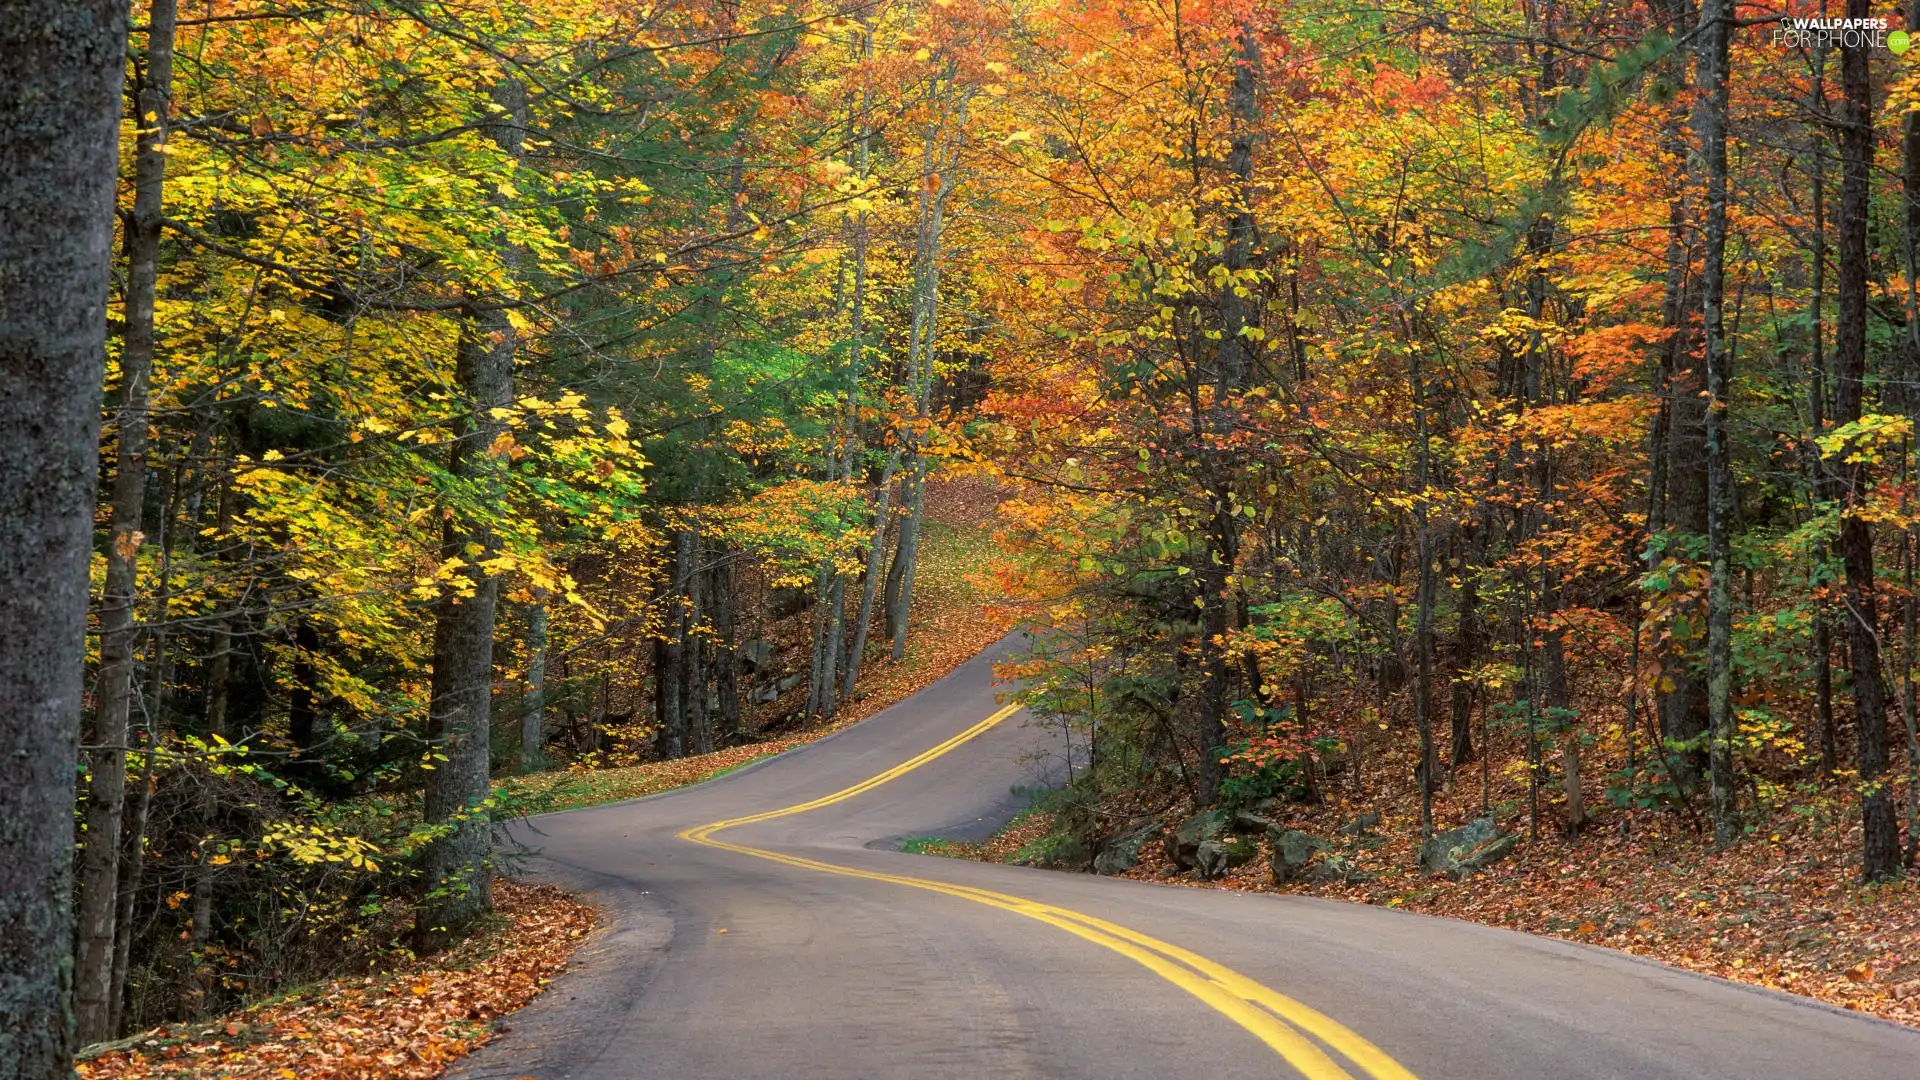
0,0 -> 126,1070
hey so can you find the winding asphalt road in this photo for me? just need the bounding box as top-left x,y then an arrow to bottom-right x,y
455,638 -> 1920,1079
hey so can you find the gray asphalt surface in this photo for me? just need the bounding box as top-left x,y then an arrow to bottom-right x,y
454,637 -> 1920,1079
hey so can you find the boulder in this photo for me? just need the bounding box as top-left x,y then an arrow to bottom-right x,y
769,585 -> 814,619
1232,808 -> 1278,834
1310,853 -> 1376,885
1419,817 -> 1518,879
746,670 -> 807,706
1193,835 -> 1258,879
1268,829 -> 1329,885
736,638 -> 777,673
1094,818 -> 1162,876
1167,809 -> 1233,871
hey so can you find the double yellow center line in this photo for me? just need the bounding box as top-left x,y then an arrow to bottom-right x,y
679,703 -> 1418,1080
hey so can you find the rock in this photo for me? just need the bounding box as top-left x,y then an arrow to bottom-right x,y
770,585 -> 815,619
1232,809 -> 1277,834
1193,835 -> 1258,879
1268,829 -> 1329,885
1419,818 -> 1518,879
1311,853 -> 1376,885
737,638 -> 777,673
1094,818 -> 1162,876
1168,809 -> 1233,870
746,670 -> 807,705
1336,810 -> 1381,837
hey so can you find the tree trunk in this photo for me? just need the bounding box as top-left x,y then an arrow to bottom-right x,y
521,592 -> 548,774
1195,527 -> 1236,806
1902,0 -> 1920,867
885,467 -> 926,661
807,558 -> 837,717
1411,317 -> 1437,838
286,619 -> 324,783
1658,0 -> 1709,792
883,82 -> 969,662
1810,42 -> 1840,777
0,0 -> 124,1069
183,837 -> 215,1016
1543,585 -> 1581,834
1193,26 -> 1264,806
656,534 -> 690,759
683,535 -> 711,754
1698,0 -> 1739,848
108,740 -> 154,1035
712,555 -> 741,743
655,632 -> 684,760
78,0 -> 177,1041
417,78 -> 523,944
1450,515 -> 1488,768
821,570 -> 846,719
1905,532 -> 1920,865
417,309 -> 512,946
1834,7 -> 1901,880
842,455 -> 895,702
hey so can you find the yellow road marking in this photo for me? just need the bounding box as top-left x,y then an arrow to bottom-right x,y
680,703 -> 1417,1080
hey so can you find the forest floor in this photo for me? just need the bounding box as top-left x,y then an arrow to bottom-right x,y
78,881 -> 594,1080
83,475 -> 1021,1080
939,734 -> 1920,1030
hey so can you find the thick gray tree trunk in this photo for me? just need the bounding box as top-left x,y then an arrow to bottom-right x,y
0,0 -> 125,1071
77,0 -> 177,1041
418,312 -> 510,942
418,78 -> 524,945
418,311 -> 512,946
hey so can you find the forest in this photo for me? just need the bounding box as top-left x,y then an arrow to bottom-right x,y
6,0 -> 1920,1074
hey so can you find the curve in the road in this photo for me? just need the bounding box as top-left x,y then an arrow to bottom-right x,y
681,701 -> 1416,1080
455,637 -> 1920,1080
